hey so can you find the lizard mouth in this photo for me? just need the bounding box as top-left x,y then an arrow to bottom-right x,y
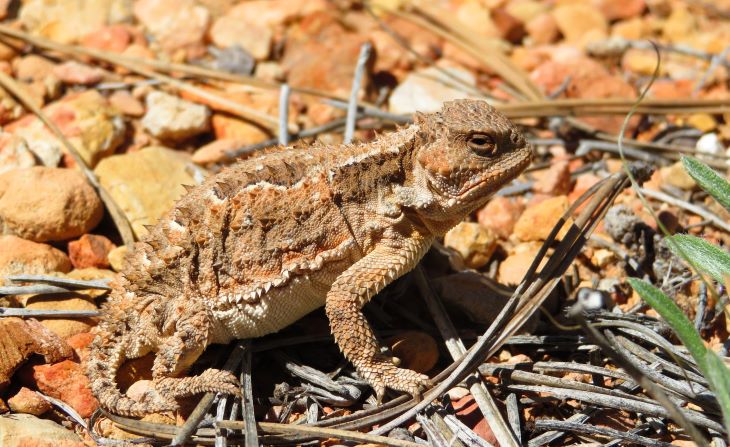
460,148 -> 532,197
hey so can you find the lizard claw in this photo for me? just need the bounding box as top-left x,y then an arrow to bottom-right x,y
361,357 -> 431,404
155,368 -> 242,400
193,368 -> 243,397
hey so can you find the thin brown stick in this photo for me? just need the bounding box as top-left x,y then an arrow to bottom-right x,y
388,6 -> 542,101
401,2 -> 542,100
102,411 -> 422,447
568,314 -> 715,443
414,266 -> 520,447
0,24 -> 294,133
640,187 -> 730,233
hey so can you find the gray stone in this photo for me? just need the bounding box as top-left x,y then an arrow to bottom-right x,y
0,413 -> 82,447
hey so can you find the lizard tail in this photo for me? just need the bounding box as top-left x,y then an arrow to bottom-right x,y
85,320 -> 174,417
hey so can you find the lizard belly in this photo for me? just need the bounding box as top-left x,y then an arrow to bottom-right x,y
208,258 -> 351,342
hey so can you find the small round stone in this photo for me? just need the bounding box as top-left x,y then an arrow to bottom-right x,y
0,167 -> 103,242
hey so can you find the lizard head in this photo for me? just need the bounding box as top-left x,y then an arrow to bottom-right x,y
410,99 -> 532,227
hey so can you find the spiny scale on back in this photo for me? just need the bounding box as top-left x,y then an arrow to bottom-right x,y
123,127 -> 420,319
87,99 -> 533,417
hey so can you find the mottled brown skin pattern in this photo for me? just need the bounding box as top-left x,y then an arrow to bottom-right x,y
86,100 -> 533,416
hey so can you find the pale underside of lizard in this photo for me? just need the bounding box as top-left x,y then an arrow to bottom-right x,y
85,99 -> 533,416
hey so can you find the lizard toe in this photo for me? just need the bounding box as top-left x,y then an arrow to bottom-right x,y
361,358 -> 431,402
198,368 -> 243,397
155,369 -> 242,400
382,367 -> 430,399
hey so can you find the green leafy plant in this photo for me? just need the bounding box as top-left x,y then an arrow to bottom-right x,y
628,156 -> 730,434
628,278 -> 730,433
665,234 -> 730,284
682,156 -> 730,212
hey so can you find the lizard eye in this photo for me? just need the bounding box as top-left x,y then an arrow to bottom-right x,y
467,133 -> 497,156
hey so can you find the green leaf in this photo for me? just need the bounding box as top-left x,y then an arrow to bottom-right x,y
627,278 -> 707,369
629,278 -> 730,433
704,350 -> 730,433
682,156 -> 730,212
666,234 -> 730,284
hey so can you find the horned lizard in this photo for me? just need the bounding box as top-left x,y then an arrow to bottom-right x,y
86,99 -> 533,416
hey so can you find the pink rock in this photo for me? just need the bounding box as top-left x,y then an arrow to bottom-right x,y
498,243 -> 543,285
369,29 -> 404,75
13,55 -> 55,82
471,417 -> 498,446
661,161 -> 697,191
526,13 -> 559,45
649,79 -> 694,100
579,78 -> 637,134
0,413 -> 83,446
593,0 -> 646,20
23,291 -> 99,341
18,0 -> 132,45
108,90 -> 145,116
511,47 -> 550,72
0,88 -> 23,126
477,197 -> 525,239
533,160 -> 571,196
133,0 -> 210,53
126,379 -> 155,402
283,25 -> 369,98
7,387 -> 51,416
530,57 -> 636,134
0,132 -> 36,174
621,47 -> 664,76
142,91 -> 211,140
65,332 -> 95,362
52,61 -> 105,85
382,15 -> 444,64
209,11 -> 272,60
211,114 -> 271,142
0,167 -> 104,242
282,28 -> 371,123
0,0 -> 10,20
443,222 -> 497,269
387,331 -> 439,373
454,1 -> 499,39
569,173 -> 602,203
552,3 -> 608,44
254,62 -> 285,81
532,56 -> 591,96
612,16 -> 645,40
491,8 -> 526,43
121,43 -> 156,62
219,0 -> 328,29
5,90 -> 126,167
0,235 -> 72,277
531,57 -> 605,96
80,24 -> 131,53
192,138 -> 248,165
68,234 -> 116,269
513,195 -> 570,242
27,360 -> 98,418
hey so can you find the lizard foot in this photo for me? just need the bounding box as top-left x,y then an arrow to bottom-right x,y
134,389 -> 180,414
359,357 -> 431,404
155,368 -> 243,400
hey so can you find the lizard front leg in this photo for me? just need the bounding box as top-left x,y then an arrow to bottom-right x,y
150,306 -> 241,409
325,235 -> 433,401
